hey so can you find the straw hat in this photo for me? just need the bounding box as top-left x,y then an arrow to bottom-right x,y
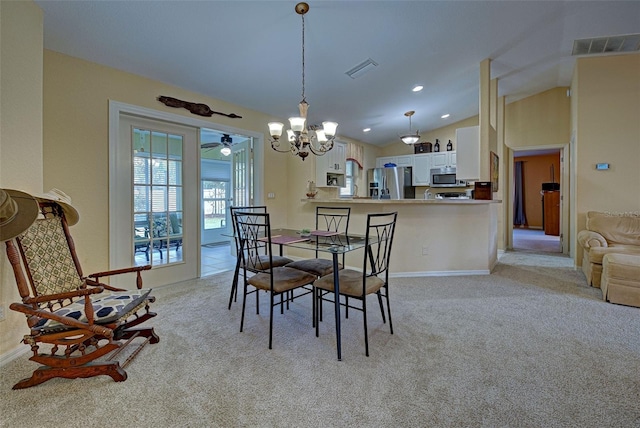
34,188 -> 80,226
0,189 -> 39,241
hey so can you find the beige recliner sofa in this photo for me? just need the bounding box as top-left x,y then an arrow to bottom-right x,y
577,211 -> 640,289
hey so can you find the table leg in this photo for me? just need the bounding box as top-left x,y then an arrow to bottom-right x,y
332,253 -> 342,361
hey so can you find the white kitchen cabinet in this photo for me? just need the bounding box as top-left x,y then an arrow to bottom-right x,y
431,151 -> 456,168
455,126 -> 480,180
412,154 -> 432,185
376,156 -> 391,168
395,155 -> 414,167
375,155 -> 414,168
316,140 -> 346,187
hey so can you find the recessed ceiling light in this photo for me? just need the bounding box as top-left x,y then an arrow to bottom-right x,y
441,114 -> 450,119
363,128 -> 371,132
412,85 -> 423,92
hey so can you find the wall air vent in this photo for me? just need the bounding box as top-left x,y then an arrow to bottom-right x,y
572,33 -> 640,56
345,58 -> 378,79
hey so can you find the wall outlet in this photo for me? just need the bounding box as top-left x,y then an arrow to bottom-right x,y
267,192 -> 275,199
422,245 -> 429,256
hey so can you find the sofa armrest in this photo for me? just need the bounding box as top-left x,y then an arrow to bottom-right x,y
577,230 -> 608,249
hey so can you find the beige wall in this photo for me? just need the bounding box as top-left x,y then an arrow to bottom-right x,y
43,50 -> 293,274
573,54 -> 640,262
0,1 -> 44,360
505,87 -> 571,148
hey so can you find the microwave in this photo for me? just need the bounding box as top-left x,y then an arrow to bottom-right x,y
430,167 -> 466,187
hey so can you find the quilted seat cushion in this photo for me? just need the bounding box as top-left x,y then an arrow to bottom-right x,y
243,255 -> 293,271
285,258 -> 342,277
33,289 -> 152,332
314,269 -> 384,298
248,267 -> 316,293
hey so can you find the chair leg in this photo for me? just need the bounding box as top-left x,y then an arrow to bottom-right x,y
362,297 -> 369,357
228,259 -> 241,310
269,293 -> 274,349
315,287 -> 321,338
385,287 -> 393,334
240,281 -> 248,332
377,291 -> 386,323
312,287 -> 316,328
345,296 -> 349,319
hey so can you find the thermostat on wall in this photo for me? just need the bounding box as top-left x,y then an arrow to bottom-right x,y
596,163 -> 609,170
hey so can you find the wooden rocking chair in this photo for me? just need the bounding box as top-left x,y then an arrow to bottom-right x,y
5,197 -> 159,389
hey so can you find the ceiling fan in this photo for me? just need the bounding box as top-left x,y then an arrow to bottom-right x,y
201,134 -> 232,156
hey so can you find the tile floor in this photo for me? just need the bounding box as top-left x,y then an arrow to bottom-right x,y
134,241 -> 236,277
201,242 -> 237,277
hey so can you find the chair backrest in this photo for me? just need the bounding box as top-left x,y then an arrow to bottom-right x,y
315,206 -> 351,260
316,206 -> 351,234
12,200 -> 84,301
234,211 -> 274,273
363,212 -> 398,279
229,206 -> 267,254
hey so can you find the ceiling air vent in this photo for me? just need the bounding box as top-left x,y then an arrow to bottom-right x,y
345,58 -> 378,79
572,33 -> 640,56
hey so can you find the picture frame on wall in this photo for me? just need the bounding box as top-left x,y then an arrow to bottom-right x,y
490,151 -> 499,192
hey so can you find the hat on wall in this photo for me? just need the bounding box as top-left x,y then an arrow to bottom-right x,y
34,188 -> 80,226
0,189 -> 39,242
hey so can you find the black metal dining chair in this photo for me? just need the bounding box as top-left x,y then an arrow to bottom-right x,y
285,206 -> 351,277
313,212 -> 397,356
228,205 -> 293,309
235,211 -> 316,349
285,206 -> 351,324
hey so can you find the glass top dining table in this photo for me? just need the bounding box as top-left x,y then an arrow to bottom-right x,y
227,228 -> 372,360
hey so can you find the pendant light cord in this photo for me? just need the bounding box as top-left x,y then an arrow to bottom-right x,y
301,14 -> 306,102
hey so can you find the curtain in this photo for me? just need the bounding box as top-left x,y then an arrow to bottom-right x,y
346,142 -> 363,169
514,161 -> 527,226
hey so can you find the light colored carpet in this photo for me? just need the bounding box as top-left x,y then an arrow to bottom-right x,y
1,251 -> 639,428
513,227 -> 561,253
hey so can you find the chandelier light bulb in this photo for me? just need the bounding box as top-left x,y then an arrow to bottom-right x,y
289,117 -> 306,133
268,122 -> 284,138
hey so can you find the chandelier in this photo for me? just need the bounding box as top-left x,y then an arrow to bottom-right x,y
400,111 -> 420,145
267,2 -> 338,161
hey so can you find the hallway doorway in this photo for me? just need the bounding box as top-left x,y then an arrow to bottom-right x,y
511,146 -> 566,254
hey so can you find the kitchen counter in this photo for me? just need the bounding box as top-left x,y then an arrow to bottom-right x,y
290,198 -> 502,276
302,198 -> 501,204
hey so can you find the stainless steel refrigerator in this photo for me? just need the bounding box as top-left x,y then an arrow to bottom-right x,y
367,167 -> 415,199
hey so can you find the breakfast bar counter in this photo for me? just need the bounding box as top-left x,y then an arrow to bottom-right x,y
295,198 -> 502,276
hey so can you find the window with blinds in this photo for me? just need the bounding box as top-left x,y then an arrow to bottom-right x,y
132,128 -> 184,266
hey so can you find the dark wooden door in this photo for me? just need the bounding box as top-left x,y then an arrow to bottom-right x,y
543,190 -> 560,236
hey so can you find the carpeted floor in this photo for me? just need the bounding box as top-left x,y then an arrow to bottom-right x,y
513,227 -> 561,253
1,251 -> 639,428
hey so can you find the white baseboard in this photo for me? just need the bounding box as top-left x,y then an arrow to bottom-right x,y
0,344 -> 29,367
388,269 -> 490,278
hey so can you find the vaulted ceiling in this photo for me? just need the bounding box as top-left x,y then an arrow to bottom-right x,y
35,1 -> 640,146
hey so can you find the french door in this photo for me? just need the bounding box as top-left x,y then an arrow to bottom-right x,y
201,179 -> 230,244
113,114 -> 199,287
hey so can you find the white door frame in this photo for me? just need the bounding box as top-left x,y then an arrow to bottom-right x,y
108,100 -> 264,279
507,143 -> 570,255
